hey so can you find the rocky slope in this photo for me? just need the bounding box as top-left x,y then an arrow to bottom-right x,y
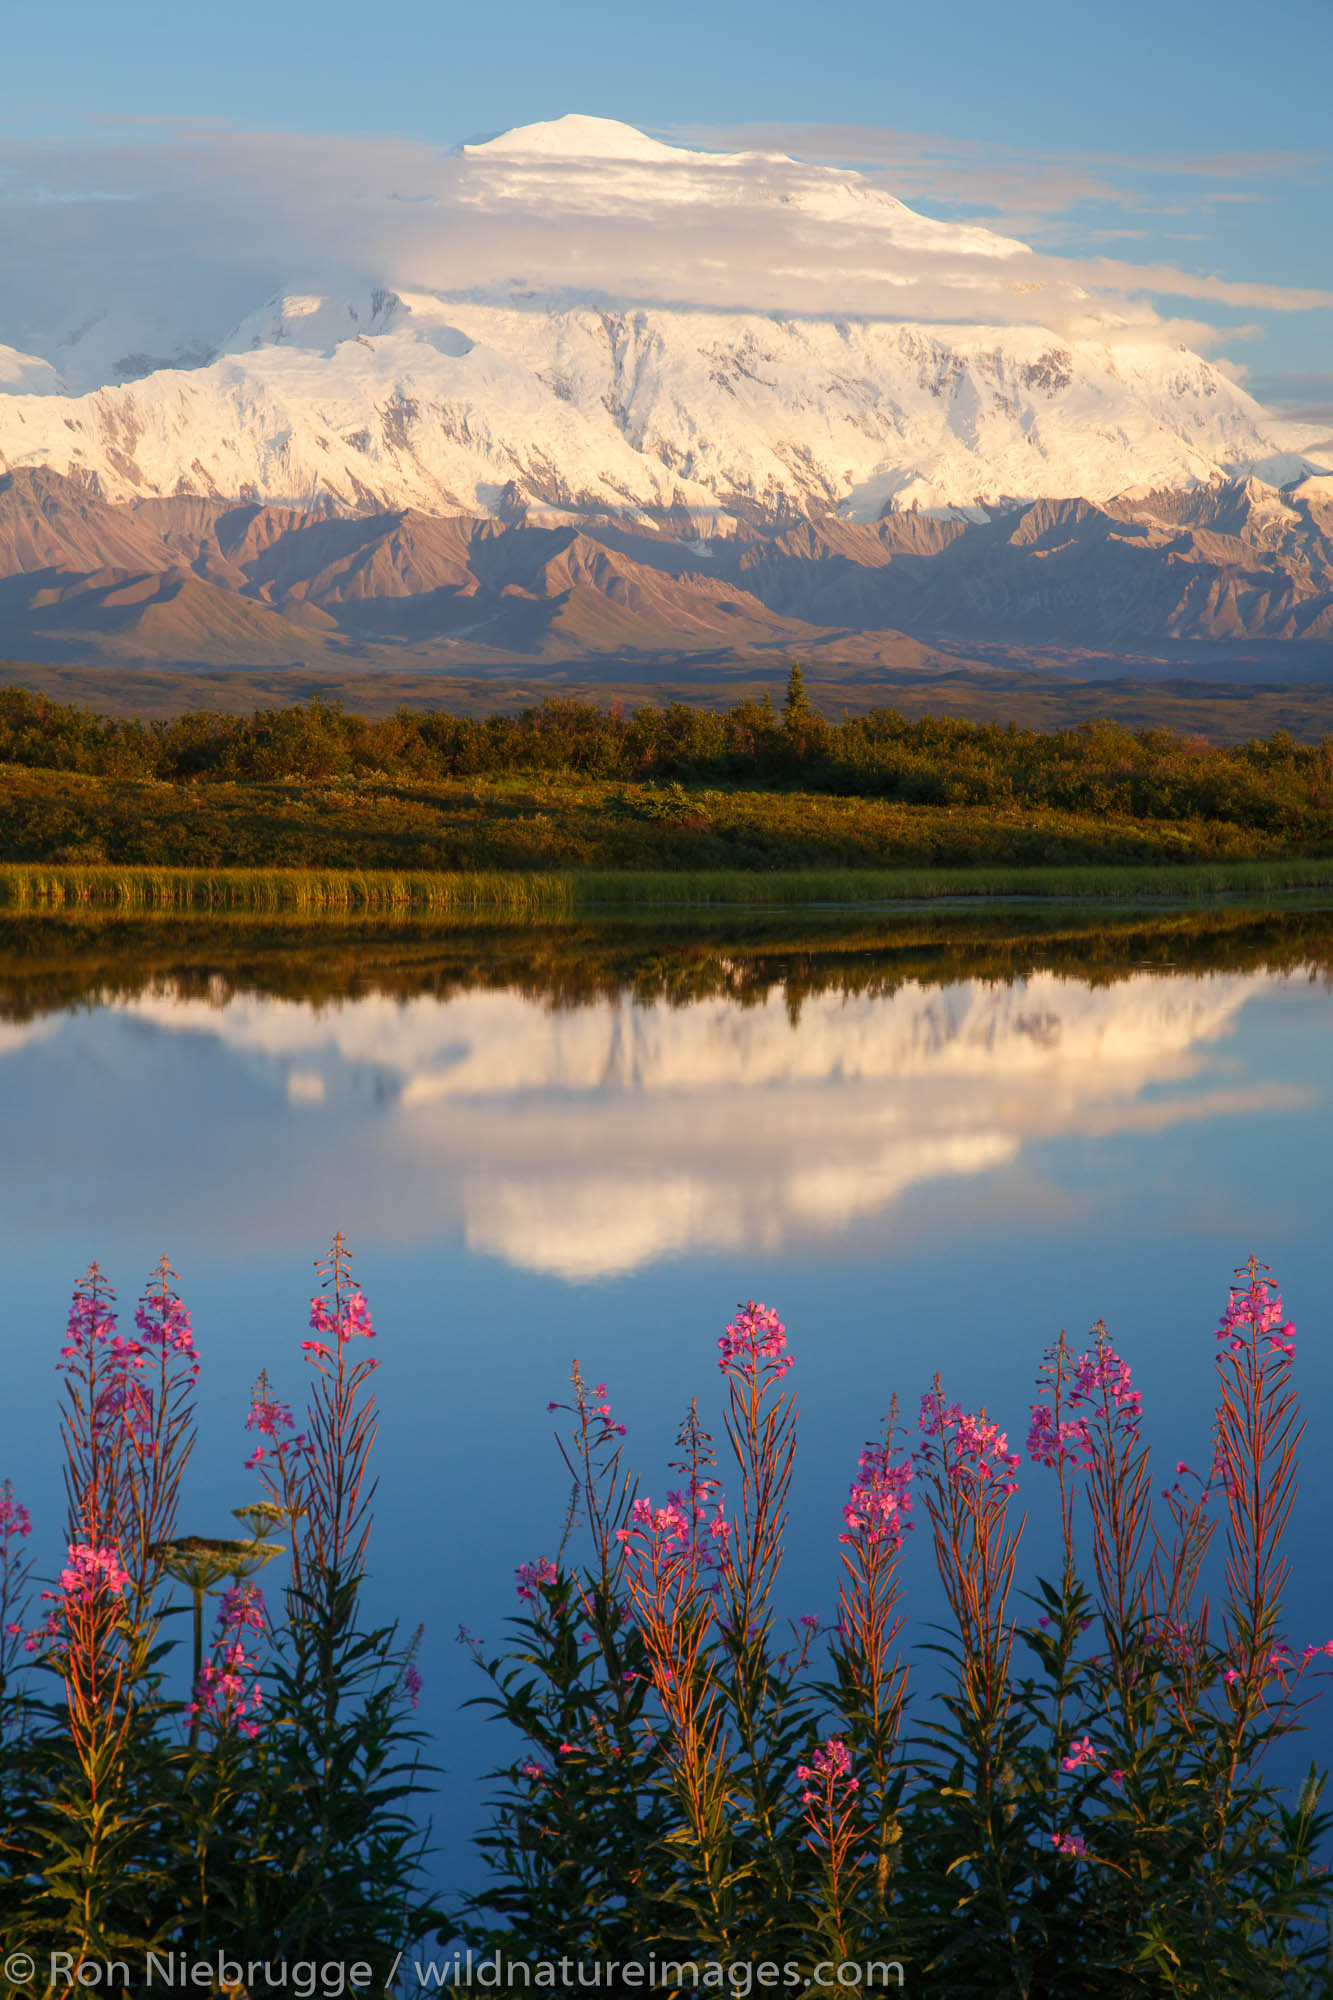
0,465 -> 1330,671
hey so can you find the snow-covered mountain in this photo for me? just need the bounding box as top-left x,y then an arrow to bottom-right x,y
0,115 -> 1325,528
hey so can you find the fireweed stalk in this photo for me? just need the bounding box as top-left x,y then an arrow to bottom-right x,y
59,1265 -> 128,1554
120,1260 -> 201,1664
46,1269 -> 143,1956
549,1362 -> 643,1761
1211,1263 -> 1308,1839
796,1736 -> 862,1958
44,1542 -> 135,1955
0,1482 -> 33,1741
826,1406 -> 911,1919
915,1381 -> 1024,1795
614,1303 -> 805,1953
1075,1324 -> 1154,1702
233,1233 -> 433,1973
298,1230 -> 379,1595
244,1369 -> 308,1591
1013,1297 -> 1333,1990
458,1367 -> 675,1960
1023,1330 -> 1102,1854
617,1466 -> 734,1945
714,1304 -> 802,1902
1046,1321 -> 1161,1869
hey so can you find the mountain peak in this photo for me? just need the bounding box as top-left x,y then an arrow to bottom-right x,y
463,114 -> 704,165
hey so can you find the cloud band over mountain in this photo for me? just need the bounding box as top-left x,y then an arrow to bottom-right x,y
1,114 -> 1328,396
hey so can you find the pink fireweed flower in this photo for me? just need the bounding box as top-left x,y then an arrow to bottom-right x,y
840,1437 -> 914,1548
515,1558 -> 558,1603
21,1608 -> 62,1655
1214,1272 -> 1296,1372
187,1641 -> 264,1740
0,1495 -> 31,1542
1069,1344 -> 1142,1428
59,1276 -> 119,1365
797,1736 -> 858,1806
1062,1734 -> 1097,1772
717,1300 -> 793,1378
813,1736 -> 852,1780
187,1585 -> 267,1739
59,1543 -> 129,1602
1051,1832 -> 1086,1856
1026,1403 -> 1094,1470
309,1288 -> 375,1343
919,1396 -> 1021,1496
134,1278 -> 199,1369
545,1374 -> 628,1446
617,1484 -> 729,1588
244,1386 -> 305,1471
217,1583 -> 266,1635
404,1664 -> 423,1710
620,1496 -> 691,1547
589,1386 -> 629,1440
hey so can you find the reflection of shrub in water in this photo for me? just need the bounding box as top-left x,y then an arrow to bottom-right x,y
2,900 -> 1333,1029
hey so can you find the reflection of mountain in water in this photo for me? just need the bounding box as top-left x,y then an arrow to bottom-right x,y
17,968 -> 1296,1278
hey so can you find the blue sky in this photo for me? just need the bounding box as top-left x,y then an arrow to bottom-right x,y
3,0 -> 1330,409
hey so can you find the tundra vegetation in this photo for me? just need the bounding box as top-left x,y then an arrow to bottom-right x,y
4,676 -> 1333,880
1,1242 -> 1330,1993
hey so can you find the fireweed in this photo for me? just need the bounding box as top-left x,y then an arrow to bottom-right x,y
461,1269 -> 1333,1996
3,1253 -> 1330,1991
0,1237 -> 437,1977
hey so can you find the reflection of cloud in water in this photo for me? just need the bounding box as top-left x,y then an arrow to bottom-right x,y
0,1017 -> 56,1057
75,970 -> 1304,1278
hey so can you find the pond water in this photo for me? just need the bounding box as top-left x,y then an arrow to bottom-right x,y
2,904 -> 1332,1894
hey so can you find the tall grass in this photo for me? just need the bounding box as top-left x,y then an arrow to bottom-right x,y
0,863 -> 578,916
6,855 -> 1333,916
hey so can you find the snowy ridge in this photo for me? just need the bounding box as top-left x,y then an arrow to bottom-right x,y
0,297 -> 1301,525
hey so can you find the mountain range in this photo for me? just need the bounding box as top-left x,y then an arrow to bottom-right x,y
1,115 -> 1330,678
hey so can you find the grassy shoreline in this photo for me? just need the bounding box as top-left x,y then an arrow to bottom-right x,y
7,855 -> 1333,915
